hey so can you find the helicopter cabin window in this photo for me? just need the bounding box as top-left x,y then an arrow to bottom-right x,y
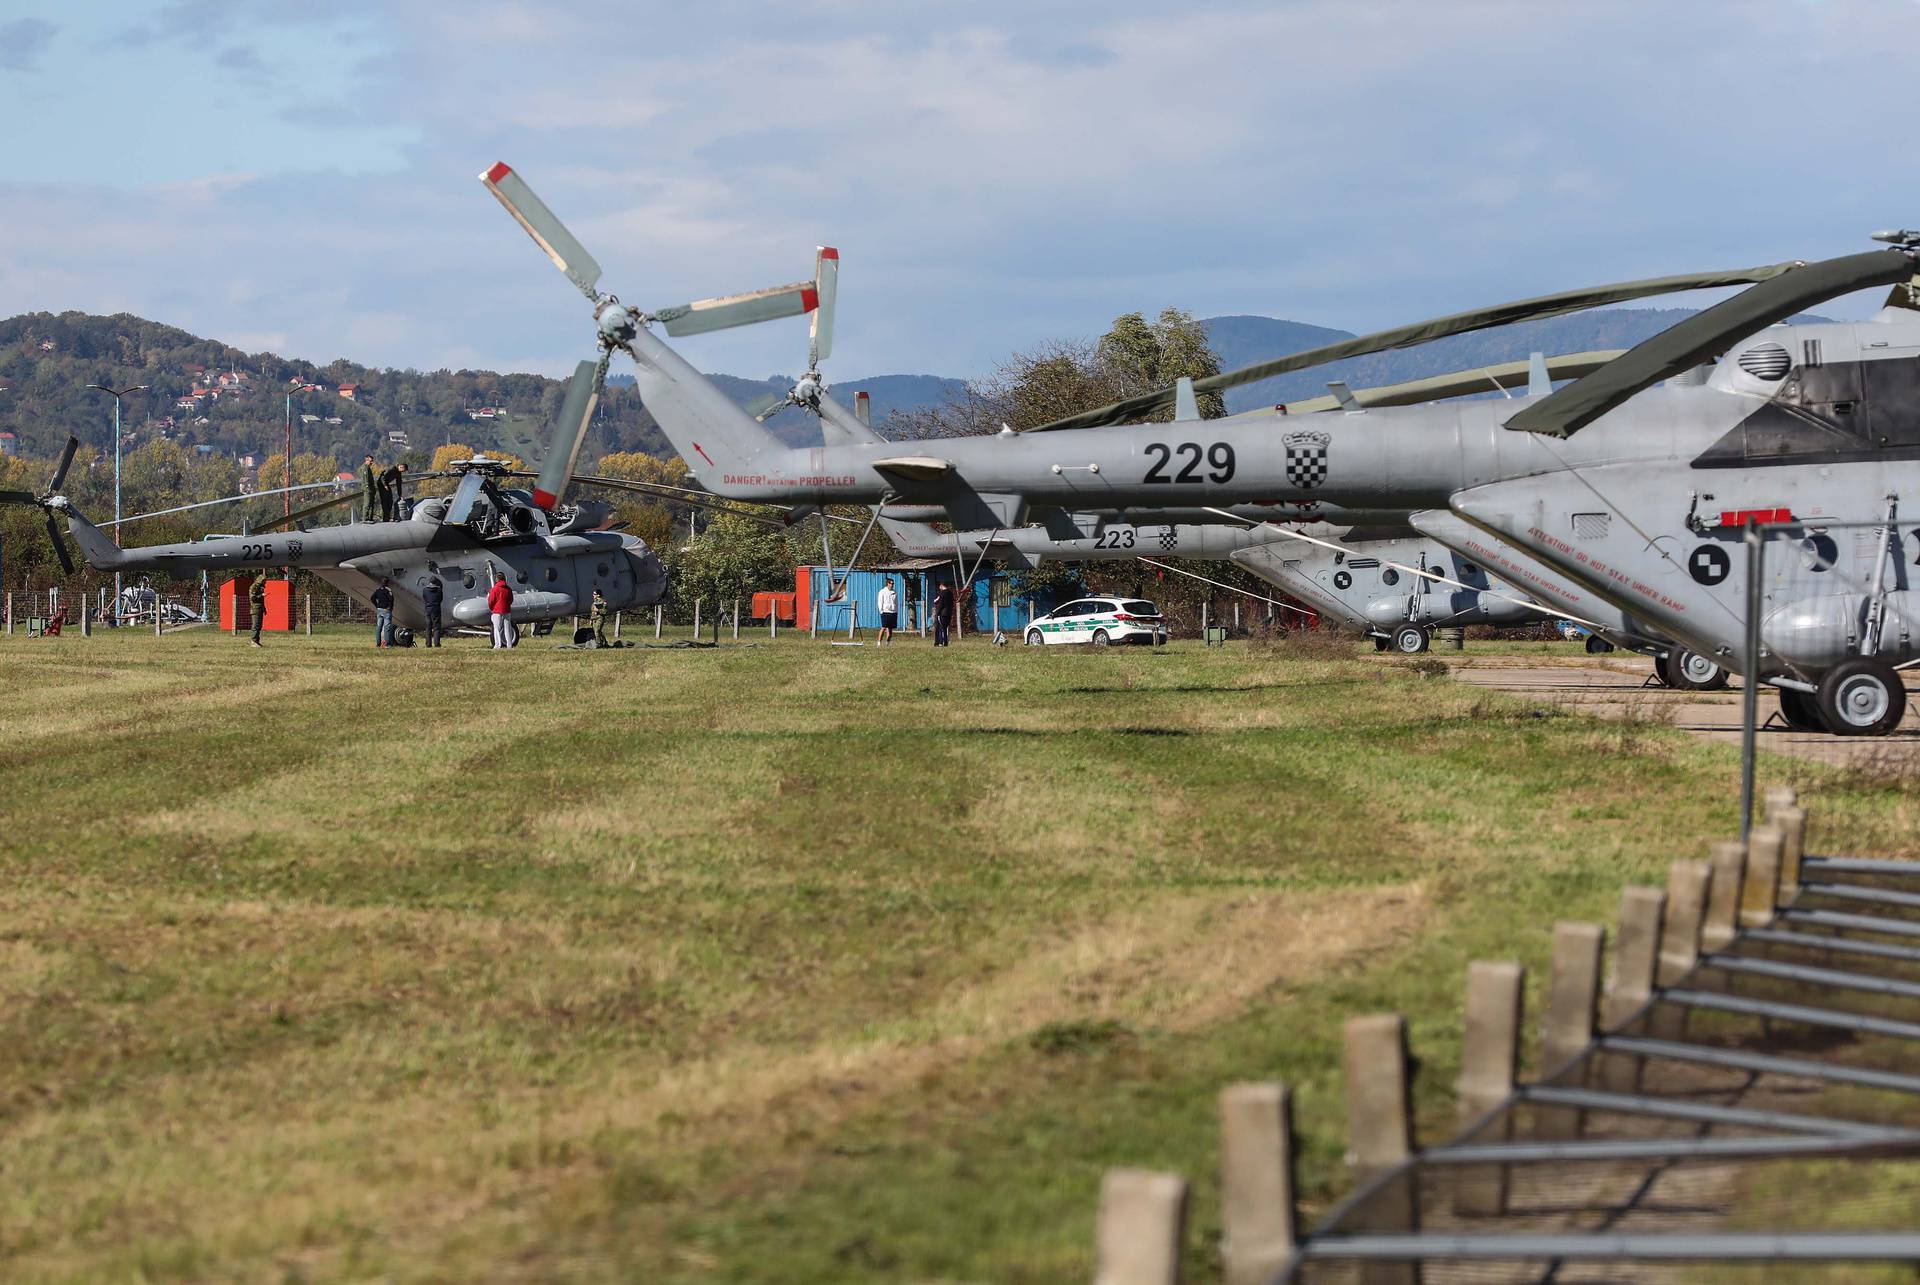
544,566 -> 558,583
516,571 -> 529,584
596,561 -> 610,578
1695,356 -> 1920,466
1380,568 -> 1400,586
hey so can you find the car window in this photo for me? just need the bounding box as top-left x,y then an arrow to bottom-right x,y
1056,601 -> 1088,618
1122,600 -> 1158,615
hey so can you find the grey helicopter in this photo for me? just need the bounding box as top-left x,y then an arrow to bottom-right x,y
477,161 -> 1917,728
0,245 -> 841,637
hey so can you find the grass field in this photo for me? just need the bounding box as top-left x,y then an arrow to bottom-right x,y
1,626 -> 1915,1282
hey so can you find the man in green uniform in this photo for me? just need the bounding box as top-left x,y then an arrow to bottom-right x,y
249,574 -> 267,647
360,454 -> 380,523
379,461 -> 406,521
588,587 -> 611,647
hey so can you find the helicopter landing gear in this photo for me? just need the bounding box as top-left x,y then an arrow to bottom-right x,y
1666,648 -> 1729,692
1816,658 -> 1908,737
1372,634 -> 1391,652
1776,686 -> 1827,733
1394,625 -> 1430,654
1584,634 -> 1615,655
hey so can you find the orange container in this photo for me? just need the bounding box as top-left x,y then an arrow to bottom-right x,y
221,577 -> 292,631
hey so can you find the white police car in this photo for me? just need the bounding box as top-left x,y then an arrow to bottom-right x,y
1024,597 -> 1167,646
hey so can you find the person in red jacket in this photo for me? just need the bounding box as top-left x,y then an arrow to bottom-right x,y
487,571 -> 515,649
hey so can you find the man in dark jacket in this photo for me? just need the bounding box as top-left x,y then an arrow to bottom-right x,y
932,582 -> 955,647
371,577 -> 396,648
360,455 -> 380,523
421,575 -> 444,647
379,461 -> 407,521
249,574 -> 267,647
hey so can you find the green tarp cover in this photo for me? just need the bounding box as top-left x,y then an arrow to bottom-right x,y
1024,263 -> 1802,433
1505,249 -> 1917,437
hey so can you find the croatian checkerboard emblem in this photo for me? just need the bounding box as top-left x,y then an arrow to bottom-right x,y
1157,528 -> 1179,551
1688,543 -> 1731,585
1284,430 -> 1330,490
287,539 -> 304,559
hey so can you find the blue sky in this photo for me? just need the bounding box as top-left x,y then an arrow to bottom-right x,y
2,0 -> 1916,381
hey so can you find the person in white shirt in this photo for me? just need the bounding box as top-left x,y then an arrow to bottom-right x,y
876,578 -> 898,644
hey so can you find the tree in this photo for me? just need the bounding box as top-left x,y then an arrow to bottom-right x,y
674,512 -> 791,608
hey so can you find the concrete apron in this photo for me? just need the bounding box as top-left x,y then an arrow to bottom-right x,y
1447,656 -> 1920,770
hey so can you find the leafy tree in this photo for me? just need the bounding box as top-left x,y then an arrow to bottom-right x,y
674,512 -> 791,608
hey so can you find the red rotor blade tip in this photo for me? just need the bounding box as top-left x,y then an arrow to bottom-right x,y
483,161 -> 512,184
818,246 -> 839,260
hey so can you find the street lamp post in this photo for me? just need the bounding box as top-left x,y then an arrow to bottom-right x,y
84,383 -> 147,617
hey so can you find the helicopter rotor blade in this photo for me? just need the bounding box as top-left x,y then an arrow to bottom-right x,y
656,280 -> 818,338
444,471 -> 487,526
1022,260 -> 1809,432
808,246 -> 838,369
0,489 -> 36,505
48,436 -> 80,493
45,513 -> 75,575
853,391 -> 871,427
532,354 -> 607,511
253,490 -> 361,533
478,161 -> 604,303
743,390 -> 788,422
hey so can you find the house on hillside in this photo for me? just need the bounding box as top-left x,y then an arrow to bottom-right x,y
39,339 -> 55,352
299,413 -> 320,424
387,430 -> 408,447
337,383 -> 358,400
0,431 -> 15,456
323,416 -> 342,425
186,364 -> 207,377
238,453 -> 257,469
175,395 -> 201,410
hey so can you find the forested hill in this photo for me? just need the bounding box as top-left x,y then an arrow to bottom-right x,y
0,311 -> 968,466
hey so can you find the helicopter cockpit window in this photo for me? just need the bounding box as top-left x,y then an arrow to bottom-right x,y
1692,357 -> 1920,468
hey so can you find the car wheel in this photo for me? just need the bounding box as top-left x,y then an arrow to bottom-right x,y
1668,648 -> 1729,692
1584,635 -> 1614,655
1394,625 -> 1428,654
1091,629 -> 1111,647
1025,629 -> 1044,646
1777,686 -> 1827,733
1816,658 -> 1907,736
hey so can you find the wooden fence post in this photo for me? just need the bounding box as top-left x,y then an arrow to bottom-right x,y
1219,1083 -> 1297,1285
1602,886 -> 1667,1091
613,610 -> 622,641
1537,921 -> 1605,1138
1094,1169 -> 1188,1285
654,605 -> 663,639
733,597 -> 741,640
4,591 -> 11,635
1652,860 -> 1712,1039
1773,806 -> 1808,902
692,599 -> 701,638
1740,825 -> 1785,928
1342,1013 -> 1418,1284
1455,961 -> 1524,1216
304,594 -> 312,636
1702,839 -> 1747,952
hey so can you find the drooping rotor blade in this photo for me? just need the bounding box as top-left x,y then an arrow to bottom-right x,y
49,436 -> 80,493
45,513 -> 75,575
444,471 -> 487,526
1275,350 -> 1624,414
111,480 -> 348,528
564,472 -> 867,525
741,388 -> 788,421
253,490 -> 361,533
809,246 -> 838,369
1022,260 -> 1806,432
656,280 -> 818,338
1507,248 -> 1918,437
0,489 -> 36,505
532,355 -> 606,510
853,391 -> 871,427
479,161 -> 604,303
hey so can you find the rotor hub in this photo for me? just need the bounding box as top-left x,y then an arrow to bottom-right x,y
595,300 -> 639,345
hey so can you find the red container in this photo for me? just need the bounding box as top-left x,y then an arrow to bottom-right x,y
221,577 -> 292,631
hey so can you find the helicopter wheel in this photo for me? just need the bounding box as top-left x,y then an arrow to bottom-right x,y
1373,635 -> 1391,652
1668,648 -> 1730,692
1776,686 -> 1827,733
1816,658 -> 1908,737
1584,634 -> 1614,655
1394,625 -> 1429,654
1650,652 -> 1676,687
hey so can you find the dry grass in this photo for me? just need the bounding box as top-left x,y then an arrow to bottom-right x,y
0,626 -> 1904,1281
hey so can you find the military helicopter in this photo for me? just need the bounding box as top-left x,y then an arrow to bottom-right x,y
478,162 -> 1917,727
1,254 -> 836,636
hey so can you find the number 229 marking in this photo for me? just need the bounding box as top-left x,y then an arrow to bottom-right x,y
1143,442 -> 1235,484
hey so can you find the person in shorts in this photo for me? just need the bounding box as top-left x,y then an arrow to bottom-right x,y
875,578 -> 898,645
